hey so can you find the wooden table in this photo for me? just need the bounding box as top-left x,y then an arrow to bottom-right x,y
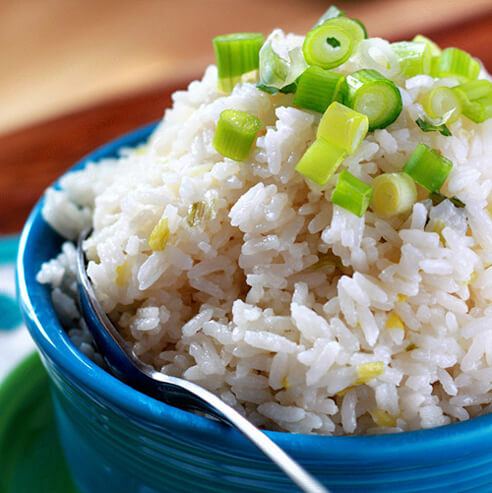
1,9 -> 492,235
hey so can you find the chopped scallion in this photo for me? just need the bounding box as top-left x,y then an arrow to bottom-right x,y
412,34 -> 441,56
416,116 -> 451,137
391,41 -> 432,77
429,191 -> 466,209
295,138 -> 346,185
343,69 -> 402,130
454,90 -> 492,124
452,80 -> 492,123
258,30 -> 307,92
213,109 -> 261,161
422,86 -> 461,124
317,102 -> 369,154
358,38 -> 400,79
403,143 -> 453,192
314,5 -> 346,27
293,66 -> 345,113
370,172 -> 417,217
438,47 -> 480,82
331,170 -> 373,217
455,79 -> 492,100
213,33 -> 264,92
257,81 -> 297,95
303,21 -> 354,69
430,56 -> 440,77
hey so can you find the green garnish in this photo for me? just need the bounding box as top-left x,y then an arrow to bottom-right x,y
412,34 -> 441,57
438,47 -> 480,82
314,5 -> 346,27
430,56 -> 440,77
416,116 -> 452,137
429,191 -> 465,209
453,80 -> 492,123
455,79 -> 492,100
303,19 -> 356,69
371,173 -> 417,217
213,110 -> 261,161
213,33 -> 264,92
293,66 -> 345,113
256,81 -> 297,95
331,170 -> 373,217
422,87 -> 462,124
403,143 -> 453,192
258,31 -> 307,92
295,138 -> 346,185
391,41 -> 432,77
343,69 -> 402,130
317,102 -> 368,154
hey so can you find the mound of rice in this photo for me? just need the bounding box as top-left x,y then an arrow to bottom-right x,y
37,29 -> 492,435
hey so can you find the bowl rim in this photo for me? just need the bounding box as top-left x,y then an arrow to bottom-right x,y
16,121 -> 492,464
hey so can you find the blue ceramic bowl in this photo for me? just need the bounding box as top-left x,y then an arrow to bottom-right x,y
17,123 -> 492,493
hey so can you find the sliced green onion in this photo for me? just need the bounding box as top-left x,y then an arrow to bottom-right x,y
344,69 -> 402,130
256,81 -> 297,95
391,41 -> 432,77
213,110 -> 261,161
430,56 -> 440,77
331,170 -> 373,217
452,79 -> 492,123
314,6 -> 368,40
370,172 -> 417,217
213,33 -> 264,92
416,115 -> 452,136
293,66 -> 345,113
358,38 -> 400,79
314,5 -> 346,27
422,86 -> 462,124
455,91 -> 492,123
258,30 -> 307,92
325,17 -> 366,45
303,22 -> 354,69
403,143 -> 453,192
295,138 -> 346,185
438,48 -> 480,82
455,79 -> 492,100
317,102 -> 369,154
429,191 -> 465,209
412,35 -> 441,56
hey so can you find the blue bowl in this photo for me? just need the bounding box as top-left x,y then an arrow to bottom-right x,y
16,122 -> 492,493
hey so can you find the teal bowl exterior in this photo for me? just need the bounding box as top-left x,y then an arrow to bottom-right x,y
17,123 -> 492,493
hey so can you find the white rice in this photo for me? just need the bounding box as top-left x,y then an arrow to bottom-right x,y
37,30 -> 492,435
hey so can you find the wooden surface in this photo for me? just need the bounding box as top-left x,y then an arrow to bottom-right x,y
1,10 -> 492,235
1,0 -> 491,135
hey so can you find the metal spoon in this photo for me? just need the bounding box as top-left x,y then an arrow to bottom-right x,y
76,229 -> 328,493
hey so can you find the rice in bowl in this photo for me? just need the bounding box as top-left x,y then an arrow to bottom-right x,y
37,19 -> 492,436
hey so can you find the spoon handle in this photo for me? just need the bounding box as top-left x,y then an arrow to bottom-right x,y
152,372 -> 329,493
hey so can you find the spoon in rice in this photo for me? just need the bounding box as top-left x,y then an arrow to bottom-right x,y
76,229 -> 328,493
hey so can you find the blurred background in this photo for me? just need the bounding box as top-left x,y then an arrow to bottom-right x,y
1,0 -> 491,136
